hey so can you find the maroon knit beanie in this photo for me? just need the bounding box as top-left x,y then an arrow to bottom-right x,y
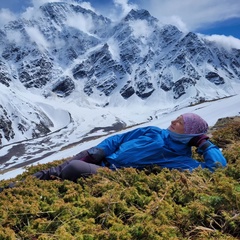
182,113 -> 208,134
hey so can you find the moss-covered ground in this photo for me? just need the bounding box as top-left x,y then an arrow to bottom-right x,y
0,117 -> 240,240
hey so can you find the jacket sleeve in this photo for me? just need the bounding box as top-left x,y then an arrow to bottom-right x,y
96,127 -> 157,156
197,141 -> 227,171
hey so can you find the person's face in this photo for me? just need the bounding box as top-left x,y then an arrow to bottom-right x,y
168,115 -> 185,134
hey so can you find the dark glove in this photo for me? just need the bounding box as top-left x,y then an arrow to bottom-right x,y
88,147 -> 105,163
0,182 -> 18,193
81,147 -> 105,164
188,134 -> 209,148
71,147 -> 105,164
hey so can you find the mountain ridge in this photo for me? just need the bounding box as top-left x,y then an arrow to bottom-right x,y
0,1 -> 240,147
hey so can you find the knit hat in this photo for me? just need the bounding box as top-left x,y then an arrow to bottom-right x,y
182,113 -> 208,134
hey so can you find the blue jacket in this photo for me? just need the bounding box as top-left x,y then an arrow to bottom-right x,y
96,126 -> 227,172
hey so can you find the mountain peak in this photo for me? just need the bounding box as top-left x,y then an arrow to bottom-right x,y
124,9 -> 157,23
0,1 -> 240,146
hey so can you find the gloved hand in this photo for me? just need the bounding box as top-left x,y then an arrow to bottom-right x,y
70,147 -> 105,164
188,134 -> 209,148
0,182 -> 18,193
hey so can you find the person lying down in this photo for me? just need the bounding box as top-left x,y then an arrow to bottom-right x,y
31,113 -> 226,182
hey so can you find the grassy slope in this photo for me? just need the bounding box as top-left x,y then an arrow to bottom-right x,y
0,117 -> 239,240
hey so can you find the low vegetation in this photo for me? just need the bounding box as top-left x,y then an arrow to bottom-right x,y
0,117 -> 240,240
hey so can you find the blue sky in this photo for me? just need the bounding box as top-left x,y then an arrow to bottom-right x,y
0,0 -> 240,39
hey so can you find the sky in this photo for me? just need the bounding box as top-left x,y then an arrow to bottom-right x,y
0,0 -> 240,39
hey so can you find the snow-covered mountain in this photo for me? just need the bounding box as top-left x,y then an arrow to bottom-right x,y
0,1 -> 240,149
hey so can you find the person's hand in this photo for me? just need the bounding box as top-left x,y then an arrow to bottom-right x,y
188,134 -> 209,148
81,147 -> 105,164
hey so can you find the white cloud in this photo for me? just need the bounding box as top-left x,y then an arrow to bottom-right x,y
108,38 -> 120,61
78,2 -> 96,12
102,0 -> 138,21
140,0 -> 240,32
113,0 -> 138,16
159,15 -> 188,33
25,26 -> 49,49
22,0 -> 62,20
22,6 -> 44,20
129,19 -> 153,38
0,8 -> 17,27
66,13 -> 94,34
6,31 -> 23,44
203,34 -> 240,50
2,0 -> 240,37
31,0 -> 60,8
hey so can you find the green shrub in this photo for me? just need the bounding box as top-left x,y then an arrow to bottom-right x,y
0,117 -> 240,239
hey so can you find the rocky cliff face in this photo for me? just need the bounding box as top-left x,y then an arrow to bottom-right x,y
0,2 -> 239,145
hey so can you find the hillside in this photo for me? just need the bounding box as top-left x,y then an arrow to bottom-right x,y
0,116 -> 239,239
1,1 -> 240,147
